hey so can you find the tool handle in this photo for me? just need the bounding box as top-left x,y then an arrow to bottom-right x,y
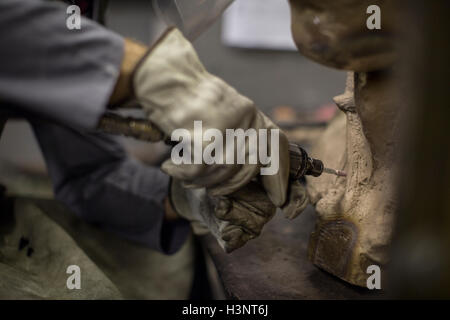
98,113 -> 166,142
98,114 -> 323,179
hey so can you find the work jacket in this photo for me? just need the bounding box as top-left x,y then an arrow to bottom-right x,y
0,0 -> 189,254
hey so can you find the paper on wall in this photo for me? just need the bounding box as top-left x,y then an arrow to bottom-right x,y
221,0 -> 297,51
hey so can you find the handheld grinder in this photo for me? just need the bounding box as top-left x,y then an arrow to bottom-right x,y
98,114 -> 347,180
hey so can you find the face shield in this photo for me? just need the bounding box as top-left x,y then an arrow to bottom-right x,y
152,0 -> 235,41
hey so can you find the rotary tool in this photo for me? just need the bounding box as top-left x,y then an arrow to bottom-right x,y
99,113 -> 347,180
288,142 -> 346,180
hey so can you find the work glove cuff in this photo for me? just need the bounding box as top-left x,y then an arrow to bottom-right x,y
169,178 -> 211,236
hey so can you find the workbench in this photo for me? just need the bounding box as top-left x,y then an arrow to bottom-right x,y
203,206 -> 385,299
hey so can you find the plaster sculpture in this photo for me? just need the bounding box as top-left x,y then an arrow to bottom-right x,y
288,0 -> 400,286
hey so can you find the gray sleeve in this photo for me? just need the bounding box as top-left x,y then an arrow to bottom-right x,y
31,120 -> 190,254
0,0 -> 124,130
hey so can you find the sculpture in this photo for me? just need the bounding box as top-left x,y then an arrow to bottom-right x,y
288,0 -> 400,286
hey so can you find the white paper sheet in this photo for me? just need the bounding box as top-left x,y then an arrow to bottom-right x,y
221,0 -> 297,51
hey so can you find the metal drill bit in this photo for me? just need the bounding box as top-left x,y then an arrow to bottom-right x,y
323,167 -> 347,177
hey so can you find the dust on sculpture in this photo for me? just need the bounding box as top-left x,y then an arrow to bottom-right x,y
288,0 -> 400,286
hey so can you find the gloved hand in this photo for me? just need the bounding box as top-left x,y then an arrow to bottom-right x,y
170,178 -> 308,253
133,28 -> 289,207
282,180 -> 309,220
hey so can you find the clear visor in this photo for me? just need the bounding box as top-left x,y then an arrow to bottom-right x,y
152,0 -> 234,41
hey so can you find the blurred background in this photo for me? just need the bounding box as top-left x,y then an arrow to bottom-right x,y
0,0 -> 345,195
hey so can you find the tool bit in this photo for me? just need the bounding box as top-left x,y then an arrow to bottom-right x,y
323,167 -> 347,177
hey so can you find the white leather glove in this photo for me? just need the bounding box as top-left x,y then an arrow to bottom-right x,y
133,28 -> 289,207
170,178 -> 276,252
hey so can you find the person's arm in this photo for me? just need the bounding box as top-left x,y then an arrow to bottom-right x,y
0,0 -> 125,129
31,120 -> 190,254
